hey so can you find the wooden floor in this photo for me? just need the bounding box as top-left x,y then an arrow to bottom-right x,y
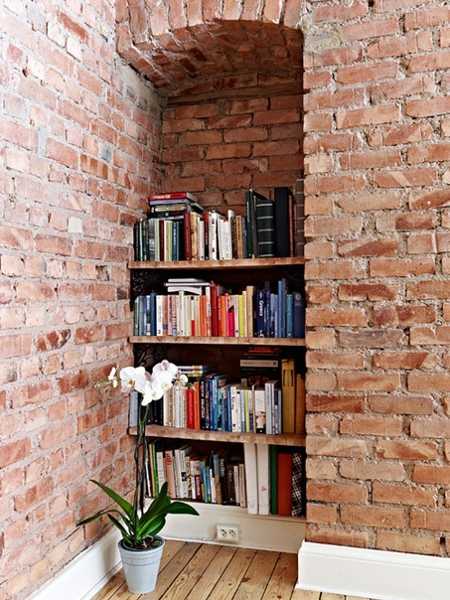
94,541 -> 369,600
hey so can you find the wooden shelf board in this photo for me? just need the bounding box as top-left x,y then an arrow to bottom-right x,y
128,425 -> 305,447
129,257 -> 306,270
144,496 -> 306,523
130,335 -> 305,347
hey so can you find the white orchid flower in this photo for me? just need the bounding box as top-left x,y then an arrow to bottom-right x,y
152,360 -> 178,379
119,366 -> 147,393
108,367 -> 119,388
179,374 -> 188,385
141,380 -> 166,405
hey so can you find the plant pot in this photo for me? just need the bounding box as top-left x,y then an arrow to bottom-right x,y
118,537 -> 165,593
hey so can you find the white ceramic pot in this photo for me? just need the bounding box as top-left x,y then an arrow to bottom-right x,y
118,537 -> 165,593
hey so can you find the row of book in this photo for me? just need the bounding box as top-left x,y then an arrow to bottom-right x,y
244,444 -> 306,517
144,441 -> 306,518
133,188 -> 299,262
133,279 -> 305,339
145,443 -> 247,507
130,356 -> 305,435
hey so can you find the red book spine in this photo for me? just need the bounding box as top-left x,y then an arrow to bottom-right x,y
203,212 -> 209,259
193,382 -> 201,429
229,307 -> 235,337
211,284 -> 218,336
183,211 -> 192,260
149,192 -> 192,200
187,388 -> 194,429
277,453 -> 293,516
217,297 -> 223,337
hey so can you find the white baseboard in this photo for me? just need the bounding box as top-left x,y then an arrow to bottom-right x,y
31,528 -> 122,600
297,541 -> 450,600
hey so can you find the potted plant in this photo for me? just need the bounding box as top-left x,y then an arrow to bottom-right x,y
77,360 -> 198,593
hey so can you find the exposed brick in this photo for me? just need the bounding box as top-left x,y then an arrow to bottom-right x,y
376,440 -> 439,461
341,504 -> 407,529
377,530 -> 440,556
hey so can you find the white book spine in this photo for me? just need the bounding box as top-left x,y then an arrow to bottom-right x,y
156,452 -> 166,492
244,443 -> 258,515
154,220 -> 160,261
156,296 -> 164,336
179,291 -> 185,336
265,383 -> 272,435
205,286 -> 212,336
256,444 -> 270,515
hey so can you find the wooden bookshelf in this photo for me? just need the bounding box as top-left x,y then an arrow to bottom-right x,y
130,335 -> 305,346
128,425 -> 305,447
129,256 -> 306,270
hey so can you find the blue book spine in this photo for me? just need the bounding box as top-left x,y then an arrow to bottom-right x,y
227,387 -> 232,432
294,292 -> 305,338
256,289 -> 265,336
139,296 -> 145,336
264,288 -> 271,337
286,293 -> 294,337
133,297 -> 139,336
277,280 -> 283,337
271,294 -> 277,337
149,293 -> 156,335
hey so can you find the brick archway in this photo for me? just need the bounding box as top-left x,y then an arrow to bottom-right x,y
116,0 -> 303,94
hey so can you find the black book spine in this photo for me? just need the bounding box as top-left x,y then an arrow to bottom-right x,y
255,195 -> 275,258
274,187 -> 290,257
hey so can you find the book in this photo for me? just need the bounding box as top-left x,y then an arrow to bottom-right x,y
291,450 -> 306,517
274,187 -> 290,257
269,446 -> 278,514
244,443 -> 258,514
254,191 -> 275,258
277,452 -> 293,516
256,444 -> 270,515
295,374 -> 306,435
281,358 -> 296,433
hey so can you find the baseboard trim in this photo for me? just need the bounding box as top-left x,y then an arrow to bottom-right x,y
31,528 -> 122,600
297,541 -> 450,600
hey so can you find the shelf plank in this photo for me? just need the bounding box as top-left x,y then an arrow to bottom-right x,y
130,335 -> 305,347
129,257 -> 306,270
128,425 -> 305,447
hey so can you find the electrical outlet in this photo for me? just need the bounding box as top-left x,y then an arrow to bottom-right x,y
216,524 -> 240,543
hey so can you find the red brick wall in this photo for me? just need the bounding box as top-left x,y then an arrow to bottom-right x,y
0,1 -> 162,597
304,0 -> 450,555
117,0 -> 450,560
161,80 -> 302,212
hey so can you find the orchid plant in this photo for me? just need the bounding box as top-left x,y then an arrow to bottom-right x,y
77,360 -> 197,549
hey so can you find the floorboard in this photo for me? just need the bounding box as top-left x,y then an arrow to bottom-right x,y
98,542 -> 372,600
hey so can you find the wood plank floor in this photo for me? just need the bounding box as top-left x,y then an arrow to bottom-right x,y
94,541 -> 370,600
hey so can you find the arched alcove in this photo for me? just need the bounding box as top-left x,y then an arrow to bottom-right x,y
117,0 -> 304,247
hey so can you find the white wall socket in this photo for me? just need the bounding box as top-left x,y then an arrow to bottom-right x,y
216,524 -> 240,543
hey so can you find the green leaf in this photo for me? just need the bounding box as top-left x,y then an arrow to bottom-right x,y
137,516 -> 166,541
77,509 -> 113,527
141,492 -> 170,525
108,514 -> 132,544
90,479 -> 134,519
166,501 -> 199,516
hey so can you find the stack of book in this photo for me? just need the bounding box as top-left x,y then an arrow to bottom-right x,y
133,188 -> 299,262
244,444 -> 306,517
145,442 -> 247,507
133,279 -> 305,339
130,357 -> 305,436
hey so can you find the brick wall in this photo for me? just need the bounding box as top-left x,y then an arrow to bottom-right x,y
303,0 -> 450,556
2,0 -> 450,596
117,0 -> 450,560
0,1 -> 162,597
161,77 -> 302,213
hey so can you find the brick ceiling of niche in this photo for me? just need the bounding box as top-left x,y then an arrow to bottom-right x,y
121,20 -> 302,97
